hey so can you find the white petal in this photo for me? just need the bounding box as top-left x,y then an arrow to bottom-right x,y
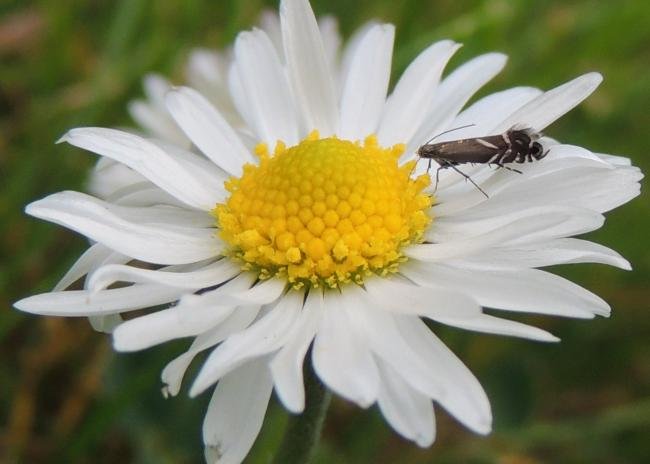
451,238 -> 631,271
364,278 -> 557,342
457,163 -> 641,216
507,162 -> 644,214
270,289 -> 323,412
432,153 -> 639,217
234,29 -> 299,145
318,15 -> 341,76
26,191 -> 218,265
338,24 -> 394,139
76,245 -> 131,333
342,288 -> 446,403
191,291 -> 302,396
493,72 -> 603,132
429,142 -> 603,203
54,243 -> 115,291
203,359 -> 274,464
364,277 -> 480,320
118,273 -> 257,354
259,10 -> 284,56
60,128 -> 222,210
596,152 -> 632,166
376,360 -> 435,447
338,21 -> 378,94
434,312 -> 559,342
105,185 -> 192,208
227,62 -> 254,129
431,203 -> 600,240
88,314 -> 123,334
162,305 -> 261,397
378,40 -> 460,146
128,99 -> 188,146
311,290 -> 379,408
107,204 -> 215,229
87,158 -> 147,199
542,143 -> 612,166
14,284 -> 183,316
184,49 -> 236,119
148,138 -> 230,193
178,271 -> 256,306
407,53 -> 508,154
165,86 -> 254,176
106,182 -> 187,208
185,49 -> 225,92
340,287 -> 492,433
130,74 -> 176,139
112,301 -> 235,352
218,277 -> 287,306
87,259 -> 239,292
396,317 -> 492,434
402,261 -> 609,318
142,73 -> 171,108
451,87 -> 543,138
411,206 -> 603,261
280,0 -> 338,135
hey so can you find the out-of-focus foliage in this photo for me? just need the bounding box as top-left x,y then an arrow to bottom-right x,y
1,0 -> 648,463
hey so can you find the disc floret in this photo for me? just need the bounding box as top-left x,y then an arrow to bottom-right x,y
215,131 -> 431,289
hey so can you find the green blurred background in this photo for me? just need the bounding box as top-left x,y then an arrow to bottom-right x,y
1,0 -> 648,462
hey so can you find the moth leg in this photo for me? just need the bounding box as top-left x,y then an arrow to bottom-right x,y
409,157 -> 419,177
496,163 -> 522,174
448,164 -> 488,198
434,165 -> 443,193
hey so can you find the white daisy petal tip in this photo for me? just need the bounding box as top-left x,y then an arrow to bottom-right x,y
164,86 -> 186,104
479,51 -> 508,72
56,127 -> 87,145
415,435 -> 435,448
544,333 -> 561,343
13,296 -> 35,313
583,70 -> 604,87
112,324 -> 139,352
55,132 -> 70,144
23,199 -> 40,217
275,390 -> 305,414
280,0 -> 339,134
598,304 -> 612,318
22,195 -> 44,214
126,99 -> 142,115
164,85 -> 252,176
189,375 -> 213,399
475,420 -> 492,436
161,385 -> 173,399
562,71 -> 604,109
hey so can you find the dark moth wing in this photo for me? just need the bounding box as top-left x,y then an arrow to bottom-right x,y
416,126 -> 545,198
418,135 -> 506,164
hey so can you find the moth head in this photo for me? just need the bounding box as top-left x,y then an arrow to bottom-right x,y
530,141 -> 547,160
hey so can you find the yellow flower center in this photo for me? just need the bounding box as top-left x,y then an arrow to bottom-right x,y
214,131 -> 432,289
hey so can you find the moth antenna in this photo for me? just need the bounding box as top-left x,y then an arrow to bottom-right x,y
421,123 -> 476,146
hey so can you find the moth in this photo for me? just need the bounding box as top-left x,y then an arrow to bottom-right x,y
417,126 -> 548,197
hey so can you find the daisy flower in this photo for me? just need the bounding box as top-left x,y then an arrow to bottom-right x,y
15,0 -> 642,463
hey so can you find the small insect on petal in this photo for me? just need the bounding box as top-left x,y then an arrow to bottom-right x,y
417,126 -> 547,197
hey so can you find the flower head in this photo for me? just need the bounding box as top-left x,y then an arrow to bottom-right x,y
16,0 -> 642,462
216,131 -> 432,288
